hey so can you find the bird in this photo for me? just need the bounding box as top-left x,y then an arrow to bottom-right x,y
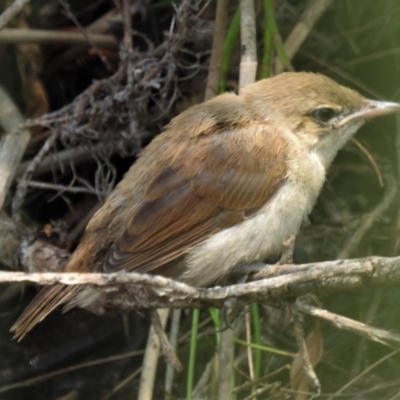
11,72 -> 400,339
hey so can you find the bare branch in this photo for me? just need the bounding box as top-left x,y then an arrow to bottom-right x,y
2,255 -> 400,308
295,298 -> 400,349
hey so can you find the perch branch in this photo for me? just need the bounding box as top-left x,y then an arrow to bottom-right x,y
2,256 -> 400,306
3,256 -> 400,352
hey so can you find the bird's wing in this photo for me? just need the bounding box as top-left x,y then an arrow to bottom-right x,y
103,124 -> 289,274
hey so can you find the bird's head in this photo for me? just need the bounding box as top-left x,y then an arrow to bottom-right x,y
242,72 -> 400,166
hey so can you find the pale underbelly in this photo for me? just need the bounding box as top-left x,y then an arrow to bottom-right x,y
181,181 -> 318,286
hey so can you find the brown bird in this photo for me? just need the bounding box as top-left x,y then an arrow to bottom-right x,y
11,72 -> 400,339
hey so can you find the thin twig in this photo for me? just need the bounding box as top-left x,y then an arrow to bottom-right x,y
327,350 -> 398,400
0,28 -> 118,47
243,383 -> 279,400
337,173 -> 397,259
58,0 -> 113,71
100,367 -> 142,400
0,349 -> 143,394
0,0 -> 30,31
192,356 -> 214,397
46,7 -> 122,74
12,131 -> 58,217
16,139 -> 137,178
23,180 -> 97,195
291,310 -> 321,399
351,138 -> 383,187
350,289 -> 384,376
233,365 -> 290,394
150,309 -> 182,371
295,298 -> 400,349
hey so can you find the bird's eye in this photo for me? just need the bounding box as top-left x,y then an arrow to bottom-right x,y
311,107 -> 337,123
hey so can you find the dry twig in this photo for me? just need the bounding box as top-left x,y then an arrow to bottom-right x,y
58,0 -> 113,71
295,297 -> 400,349
12,131 -> 58,217
0,28 -> 117,47
46,7 -> 122,74
23,180 -> 97,195
337,173 -> 397,259
0,0 -> 30,31
0,349 -> 143,394
351,138 -> 384,187
291,310 -> 321,400
326,350 -> 398,400
16,138 -> 139,178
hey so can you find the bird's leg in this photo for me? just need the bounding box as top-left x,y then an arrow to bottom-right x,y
278,235 -> 296,265
220,275 -> 251,331
236,235 -> 297,280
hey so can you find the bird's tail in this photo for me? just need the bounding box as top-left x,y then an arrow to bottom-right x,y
11,285 -> 80,341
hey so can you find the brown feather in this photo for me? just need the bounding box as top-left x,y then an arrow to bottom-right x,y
103,125 -> 288,274
11,285 -> 80,340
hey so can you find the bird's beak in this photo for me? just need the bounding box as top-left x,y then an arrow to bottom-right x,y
337,100 -> 400,127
